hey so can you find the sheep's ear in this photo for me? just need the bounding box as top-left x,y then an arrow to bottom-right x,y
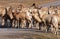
32,3 -> 35,6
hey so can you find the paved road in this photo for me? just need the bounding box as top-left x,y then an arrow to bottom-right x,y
0,28 -> 42,34
39,0 -> 60,7
0,28 -> 43,39
0,28 -> 55,39
0,28 -> 60,39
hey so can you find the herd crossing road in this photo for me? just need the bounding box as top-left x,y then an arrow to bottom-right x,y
0,0 -> 60,39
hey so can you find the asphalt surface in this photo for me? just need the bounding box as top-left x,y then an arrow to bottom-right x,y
0,28 -> 59,39
39,0 -> 60,7
0,28 -> 42,39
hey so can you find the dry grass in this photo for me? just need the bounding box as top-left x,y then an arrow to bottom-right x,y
0,0 -> 56,7
1,33 -> 59,39
32,34 -> 58,39
23,33 -> 60,39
